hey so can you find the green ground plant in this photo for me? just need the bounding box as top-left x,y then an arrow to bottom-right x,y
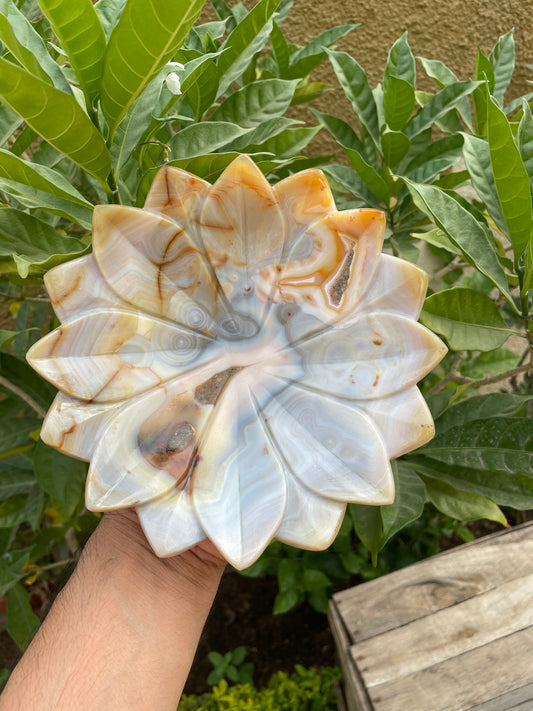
0,0 -> 531,666
178,665 -> 341,710
207,646 -> 254,686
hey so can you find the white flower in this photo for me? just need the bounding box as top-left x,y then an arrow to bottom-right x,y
165,71 -> 183,95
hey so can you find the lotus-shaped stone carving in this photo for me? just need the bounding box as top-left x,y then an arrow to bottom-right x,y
27,156 -> 446,569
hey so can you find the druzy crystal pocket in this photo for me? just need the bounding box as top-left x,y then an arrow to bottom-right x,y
27,156 -> 446,569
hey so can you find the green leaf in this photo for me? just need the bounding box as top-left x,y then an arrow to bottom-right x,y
0,329 -> 36,352
0,356 -> 55,412
6,583 -> 40,651
459,348 -> 520,379
489,29 -> 515,102
33,441 -> 86,517
487,93 -> 532,259
0,418 -> 38,456
405,134 -> 463,177
411,228 -> 461,256
216,0 -> 281,97
421,416 -> 533,475
518,99 -> 533,196
277,557 -> 299,592
423,478 -> 506,525
301,569 -> 330,592
461,133 -> 506,232
287,24 -> 357,79
325,48 -> 380,149
380,461 -> 426,548
0,105 -> 23,147
241,125 -> 319,159
381,129 -> 410,169
0,470 -> 36,501
322,164 -> 380,208
436,392 -> 532,433
100,0 -> 205,138
168,122 -> 250,160
421,288 -> 512,351
385,32 -> 415,84
270,21 -> 289,77
414,458 -> 533,510
0,58 -> 111,183
403,180 -> 512,302
350,504 -> 382,563
210,0 -> 236,30
94,0 -> 126,39
418,56 -> 472,129
225,116 -> 297,151
472,49 -> 494,136
0,207 -> 89,278
406,81 -> 480,138
110,73 -> 164,177
383,76 -> 415,131
209,78 -> 298,128
0,148 -> 93,228
38,0 -> 107,108
0,549 -> 32,596
273,587 -> 299,614
310,108 -> 365,155
344,149 -> 390,204
0,0 -> 71,92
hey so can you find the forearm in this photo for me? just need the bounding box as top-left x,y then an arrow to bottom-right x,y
0,511 -> 225,711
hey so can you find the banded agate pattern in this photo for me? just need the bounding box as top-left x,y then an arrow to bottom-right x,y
27,156 -> 446,569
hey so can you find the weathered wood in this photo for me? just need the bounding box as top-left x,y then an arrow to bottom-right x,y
329,522 -> 533,711
367,625 -> 533,711
470,682 -> 533,710
352,572 -> 533,687
334,522 -> 533,643
329,602 -> 373,711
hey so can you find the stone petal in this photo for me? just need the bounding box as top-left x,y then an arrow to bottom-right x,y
294,312 -> 447,400
45,254 -> 126,323
199,155 -> 284,329
26,309 -> 213,402
136,484 -> 206,557
275,475 -> 346,550
40,392 -> 118,460
144,165 -> 209,229
274,168 -> 336,253
262,384 -> 394,504
356,387 -> 435,458
192,378 -> 287,570
354,254 -> 428,319
92,205 -> 218,332
86,386 -> 178,510
272,209 -> 385,336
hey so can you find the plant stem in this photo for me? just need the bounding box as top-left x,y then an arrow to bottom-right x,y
427,363 -> 532,395
431,258 -> 469,282
0,375 -> 46,418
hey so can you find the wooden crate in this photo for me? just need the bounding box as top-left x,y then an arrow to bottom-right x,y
329,521 -> 533,711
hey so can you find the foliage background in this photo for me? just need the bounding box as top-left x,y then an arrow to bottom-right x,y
0,0 -> 532,695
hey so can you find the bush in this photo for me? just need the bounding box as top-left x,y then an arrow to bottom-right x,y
178,665 -> 341,711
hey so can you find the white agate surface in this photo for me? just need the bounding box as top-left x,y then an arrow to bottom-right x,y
27,156 -> 446,570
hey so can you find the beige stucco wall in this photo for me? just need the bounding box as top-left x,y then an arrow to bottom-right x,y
207,0 -> 533,155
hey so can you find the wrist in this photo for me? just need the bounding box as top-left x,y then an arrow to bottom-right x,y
90,509 -> 226,603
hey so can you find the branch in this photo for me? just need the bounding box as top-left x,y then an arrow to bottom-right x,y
428,362 -> 532,395
0,375 -> 46,418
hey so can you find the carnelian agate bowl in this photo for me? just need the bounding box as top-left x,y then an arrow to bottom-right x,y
27,156 -> 446,569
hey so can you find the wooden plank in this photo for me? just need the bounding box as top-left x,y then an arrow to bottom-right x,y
366,625 -> 533,711
469,682 -> 533,710
351,572 -> 533,687
334,522 -> 533,643
329,600 -> 374,711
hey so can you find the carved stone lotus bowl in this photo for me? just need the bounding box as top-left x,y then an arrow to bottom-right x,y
27,156 -> 446,569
